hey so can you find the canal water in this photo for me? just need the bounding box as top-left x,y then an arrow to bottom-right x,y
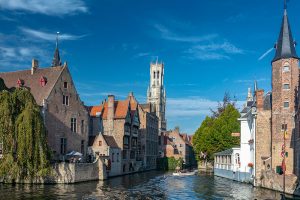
0,171 -> 297,200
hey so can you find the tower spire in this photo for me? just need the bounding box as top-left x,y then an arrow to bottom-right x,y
52,32 -> 61,67
273,0 -> 298,62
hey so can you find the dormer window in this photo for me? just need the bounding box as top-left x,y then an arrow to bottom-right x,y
40,76 -> 47,87
64,82 -> 68,89
17,79 -> 24,87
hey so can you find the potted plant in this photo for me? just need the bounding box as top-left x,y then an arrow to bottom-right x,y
248,162 -> 254,168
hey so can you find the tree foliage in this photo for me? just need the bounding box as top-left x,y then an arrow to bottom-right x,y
193,93 -> 240,161
0,79 -> 51,181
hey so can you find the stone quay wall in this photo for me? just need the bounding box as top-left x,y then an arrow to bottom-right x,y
257,170 -> 297,195
47,157 -> 107,184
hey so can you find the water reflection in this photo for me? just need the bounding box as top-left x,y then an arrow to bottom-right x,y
0,171 -> 298,200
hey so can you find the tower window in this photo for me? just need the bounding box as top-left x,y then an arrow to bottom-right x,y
283,65 -> 290,72
283,84 -> 290,90
153,72 -> 156,79
282,124 -> 288,131
283,102 -> 289,108
157,71 -> 160,79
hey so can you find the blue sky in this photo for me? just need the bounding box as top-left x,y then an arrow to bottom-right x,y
0,0 -> 299,134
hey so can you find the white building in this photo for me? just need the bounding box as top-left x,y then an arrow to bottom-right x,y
214,88 -> 256,183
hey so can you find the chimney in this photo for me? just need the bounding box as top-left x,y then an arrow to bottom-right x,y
256,89 -> 264,111
31,59 -> 39,75
107,95 -> 115,135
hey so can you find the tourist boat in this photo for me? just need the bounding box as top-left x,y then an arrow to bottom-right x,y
172,170 -> 198,176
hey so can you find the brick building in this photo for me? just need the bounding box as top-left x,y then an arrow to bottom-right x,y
133,101 -> 159,170
0,44 -> 89,161
270,4 -> 299,175
88,93 -> 142,175
163,128 -> 193,166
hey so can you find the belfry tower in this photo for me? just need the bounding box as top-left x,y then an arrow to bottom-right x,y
147,61 -> 167,132
271,1 -> 299,175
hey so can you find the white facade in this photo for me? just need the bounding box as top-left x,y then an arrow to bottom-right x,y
147,61 -> 166,132
214,88 -> 256,183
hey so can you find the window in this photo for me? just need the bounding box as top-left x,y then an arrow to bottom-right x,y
60,138 -> 67,155
123,136 -> 129,148
282,124 -> 288,131
123,164 -> 126,172
124,125 -> 130,134
117,153 -> 119,162
180,144 -> 183,147
283,65 -> 290,72
157,71 -> 160,79
64,82 -> 68,89
153,72 -> 156,79
99,141 -> 102,146
71,118 -> 77,132
283,84 -> 290,90
130,150 -> 135,159
131,137 -> 137,148
81,140 -> 84,154
112,153 -> 115,162
284,102 -> 289,108
122,150 -> 127,159
81,120 -> 84,134
63,95 -> 69,106
158,136 -> 161,145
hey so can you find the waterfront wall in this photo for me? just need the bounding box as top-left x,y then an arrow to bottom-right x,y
214,168 -> 252,183
256,170 -> 297,195
48,157 -> 107,183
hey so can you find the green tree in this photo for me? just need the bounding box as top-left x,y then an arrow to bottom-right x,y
193,93 -> 240,161
0,79 -> 51,182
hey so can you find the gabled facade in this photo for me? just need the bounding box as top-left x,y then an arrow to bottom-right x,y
163,128 -> 193,166
88,93 -> 142,175
0,51 -> 89,161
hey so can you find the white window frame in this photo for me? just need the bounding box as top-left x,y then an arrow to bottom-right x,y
63,95 -> 69,106
71,118 -> 77,132
283,83 -> 290,90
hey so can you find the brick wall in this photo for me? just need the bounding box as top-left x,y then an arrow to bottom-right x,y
45,67 -> 89,160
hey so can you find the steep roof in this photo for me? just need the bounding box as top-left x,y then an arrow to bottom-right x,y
103,135 -> 119,148
273,8 -> 298,62
0,66 -> 64,106
89,100 -> 130,119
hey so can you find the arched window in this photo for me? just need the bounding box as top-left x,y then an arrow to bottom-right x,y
157,71 -> 160,79
153,72 -> 156,79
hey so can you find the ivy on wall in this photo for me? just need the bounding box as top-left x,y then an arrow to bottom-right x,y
0,78 -> 51,182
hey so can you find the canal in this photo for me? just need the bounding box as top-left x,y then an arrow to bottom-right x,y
0,171 -> 297,199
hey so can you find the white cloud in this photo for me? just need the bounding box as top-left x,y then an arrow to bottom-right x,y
20,28 -> 86,41
166,96 -> 244,118
235,78 -> 268,84
185,41 -> 243,61
153,24 -> 218,43
0,46 -> 49,70
0,0 -> 88,16
258,47 -> 274,61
